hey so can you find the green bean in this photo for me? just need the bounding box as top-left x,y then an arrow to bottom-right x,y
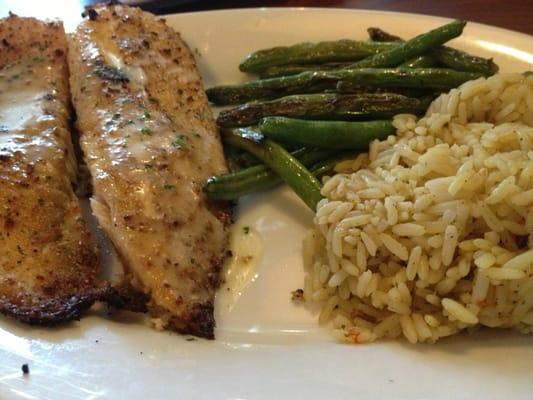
239,40 -> 397,73
207,68 -> 483,104
399,55 -> 438,68
221,146 -> 335,182
368,29 -> 438,69
225,145 -> 319,170
205,147 -> 336,200
368,27 -> 498,74
336,68 -> 482,90
206,72 -> 335,104
256,51 -> 432,79
333,81 -> 434,98
205,165 -> 282,200
222,128 -> 323,210
431,46 -> 499,74
257,57 -> 436,77
216,92 -> 427,127
350,20 -> 466,68
204,151 -> 353,201
259,63 -> 352,79
259,117 -> 394,149
258,23 -> 465,79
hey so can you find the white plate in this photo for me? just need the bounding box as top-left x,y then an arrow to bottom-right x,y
1,8 -> 533,400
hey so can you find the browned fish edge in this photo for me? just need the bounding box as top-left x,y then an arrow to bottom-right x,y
105,250 -> 230,339
0,288 -> 110,327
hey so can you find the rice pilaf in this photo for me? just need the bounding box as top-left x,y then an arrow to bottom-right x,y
304,73 -> 533,343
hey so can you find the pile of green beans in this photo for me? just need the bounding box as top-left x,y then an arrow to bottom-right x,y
204,20 -> 499,211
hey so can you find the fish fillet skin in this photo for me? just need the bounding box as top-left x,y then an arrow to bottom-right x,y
0,15 -> 105,325
68,4 -> 230,338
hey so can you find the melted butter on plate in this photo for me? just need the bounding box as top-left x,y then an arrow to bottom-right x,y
218,224 -> 264,311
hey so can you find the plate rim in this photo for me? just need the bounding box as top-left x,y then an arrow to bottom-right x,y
166,6 -> 533,41
1,7 -> 533,400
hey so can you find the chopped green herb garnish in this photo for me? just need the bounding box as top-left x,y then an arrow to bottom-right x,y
142,111 -> 151,120
172,134 -> 187,148
195,110 -> 207,121
243,226 -> 250,234
144,162 -> 153,170
140,127 -> 152,136
112,112 -> 121,120
163,184 -> 175,190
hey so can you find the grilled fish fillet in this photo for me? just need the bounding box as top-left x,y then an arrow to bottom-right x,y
68,4 -> 230,338
0,15 -> 104,325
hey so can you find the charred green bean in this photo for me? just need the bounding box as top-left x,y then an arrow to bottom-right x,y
222,128 -> 323,209
259,117 -> 394,149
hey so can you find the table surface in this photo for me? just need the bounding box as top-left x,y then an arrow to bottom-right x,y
0,0 -> 531,35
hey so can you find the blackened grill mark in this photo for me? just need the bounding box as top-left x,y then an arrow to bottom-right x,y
94,63 -> 129,83
81,8 -> 99,21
